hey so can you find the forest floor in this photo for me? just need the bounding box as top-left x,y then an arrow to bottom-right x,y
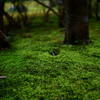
0,16 -> 100,100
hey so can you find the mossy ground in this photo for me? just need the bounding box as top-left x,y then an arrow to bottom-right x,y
0,16 -> 100,100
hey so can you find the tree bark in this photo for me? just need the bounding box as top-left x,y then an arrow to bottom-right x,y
0,2 -> 10,50
88,0 -> 92,18
0,2 -> 4,33
63,0 -> 90,45
96,0 -> 100,20
57,0 -> 65,28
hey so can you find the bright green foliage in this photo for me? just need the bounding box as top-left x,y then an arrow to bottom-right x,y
0,17 -> 100,100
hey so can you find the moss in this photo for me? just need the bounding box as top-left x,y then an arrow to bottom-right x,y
0,16 -> 100,100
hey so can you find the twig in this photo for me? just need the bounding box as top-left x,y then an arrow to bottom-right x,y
0,76 -> 6,79
33,0 -> 59,16
0,30 -> 8,39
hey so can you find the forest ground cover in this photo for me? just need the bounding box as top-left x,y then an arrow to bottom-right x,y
0,16 -> 100,100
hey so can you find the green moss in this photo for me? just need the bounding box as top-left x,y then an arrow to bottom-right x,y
0,16 -> 100,100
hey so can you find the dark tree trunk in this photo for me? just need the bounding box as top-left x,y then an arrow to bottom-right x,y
88,0 -> 100,20
88,0 -> 92,18
96,0 -> 100,20
44,9 -> 50,22
0,2 -> 10,50
15,4 -> 28,26
58,1 -> 65,28
44,0 -> 56,22
3,11 -> 17,27
0,2 -> 4,33
0,2 -> 20,30
63,0 -> 90,45
1,6 -> 20,30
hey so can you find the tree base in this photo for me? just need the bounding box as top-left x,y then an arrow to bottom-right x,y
0,41 -> 10,50
63,39 -> 92,45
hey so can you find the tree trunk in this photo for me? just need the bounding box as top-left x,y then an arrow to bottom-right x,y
96,0 -> 100,20
0,2 -> 10,50
63,0 -> 90,45
15,4 -> 28,26
0,2 -> 4,33
58,0 -> 65,28
88,0 -> 92,18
